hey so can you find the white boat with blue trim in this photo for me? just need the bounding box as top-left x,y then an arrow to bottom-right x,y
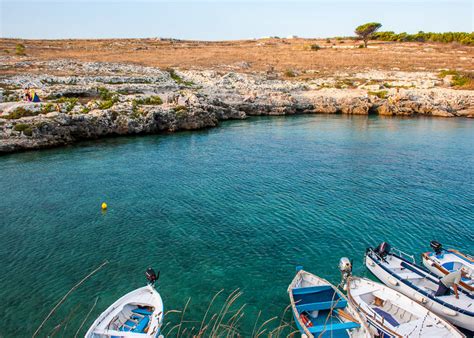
346,276 -> 464,337
85,268 -> 164,338
422,241 -> 473,294
365,243 -> 474,332
288,267 -> 371,338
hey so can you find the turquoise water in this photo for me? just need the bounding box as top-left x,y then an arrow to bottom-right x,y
1,115 -> 473,337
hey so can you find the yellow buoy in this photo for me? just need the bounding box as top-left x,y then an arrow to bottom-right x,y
101,202 -> 108,210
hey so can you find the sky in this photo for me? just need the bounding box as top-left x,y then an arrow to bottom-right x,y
0,0 -> 473,40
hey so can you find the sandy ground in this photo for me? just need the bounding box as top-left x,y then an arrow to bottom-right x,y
1,38 -> 473,78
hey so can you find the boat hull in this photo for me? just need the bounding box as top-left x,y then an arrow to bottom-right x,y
346,277 -> 465,338
85,285 -> 164,338
288,269 -> 371,338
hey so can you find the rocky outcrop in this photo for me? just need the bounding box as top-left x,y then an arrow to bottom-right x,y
1,60 -> 473,153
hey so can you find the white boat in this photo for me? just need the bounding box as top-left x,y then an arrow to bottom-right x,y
85,269 -> 164,338
346,276 -> 465,337
365,243 -> 474,331
288,267 -> 371,338
422,241 -> 473,294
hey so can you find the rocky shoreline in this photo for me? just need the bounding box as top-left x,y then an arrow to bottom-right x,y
1,59 -> 473,153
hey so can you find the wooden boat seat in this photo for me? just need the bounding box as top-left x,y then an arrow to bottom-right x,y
293,285 -> 348,312
307,321 -> 360,334
132,307 -> 153,316
296,300 -> 348,312
292,285 -> 332,295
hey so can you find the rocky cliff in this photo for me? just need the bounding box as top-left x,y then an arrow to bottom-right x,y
1,60 -> 473,153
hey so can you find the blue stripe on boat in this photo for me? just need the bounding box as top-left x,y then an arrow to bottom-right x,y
292,285 -> 333,295
372,308 -> 399,327
297,300 -> 348,312
132,308 -> 153,316
308,321 -> 360,334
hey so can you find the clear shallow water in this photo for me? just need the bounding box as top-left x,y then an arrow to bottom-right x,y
0,115 -> 473,337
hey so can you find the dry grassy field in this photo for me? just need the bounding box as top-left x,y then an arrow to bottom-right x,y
1,38 -> 473,78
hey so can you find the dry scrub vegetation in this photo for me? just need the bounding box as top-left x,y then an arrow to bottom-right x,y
1,38 -> 473,79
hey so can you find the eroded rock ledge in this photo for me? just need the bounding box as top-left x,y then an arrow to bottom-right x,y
1,60 -> 473,153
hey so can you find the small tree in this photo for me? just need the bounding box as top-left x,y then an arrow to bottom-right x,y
355,22 -> 382,48
15,43 -> 26,56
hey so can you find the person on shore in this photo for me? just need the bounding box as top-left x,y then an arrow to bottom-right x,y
23,88 -> 41,102
30,89 -> 41,102
24,88 -> 32,101
435,268 -> 468,298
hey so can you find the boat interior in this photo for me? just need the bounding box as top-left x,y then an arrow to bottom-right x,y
107,304 -> 154,335
384,255 -> 474,308
292,284 -> 360,337
358,291 -> 418,327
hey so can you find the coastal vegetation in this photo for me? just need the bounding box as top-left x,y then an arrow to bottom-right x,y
355,22 -> 382,48
97,87 -> 119,110
438,70 -> 474,89
15,43 -> 26,55
3,106 -> 37,119
13,123 -> 32,135
368,90 -> 388,99
56,97 -> 78,112
372,31 -> 474,45
167,69 -> 194,86
132,95 -> 163,106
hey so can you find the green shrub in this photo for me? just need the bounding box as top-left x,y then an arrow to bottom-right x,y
15,44 -> 26,56
56,97 -> 78,112
132,96 -> 163,106
13,123 -> 33,135
326,38 -> 331,43
284,69 -> 296,77
3,107 -> 38,119
174,106 -> 188,118
438,70 -> 460,78
81,107 -> 91,114
167,69 -> 194,86
98,87 -> 115,100
41,103 -> 55,114
310,44 -> 321,51
98,100 -> 114,110
372,31 -> 474,45
358,44 -> 365,48
438,70 -> 473,88
368,90 -> 388,99
95,88 -> 119,109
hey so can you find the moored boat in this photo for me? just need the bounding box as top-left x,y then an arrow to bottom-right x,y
365,243 -> 474,332
422,241 -> 473,294
288,267 -> 371,338
339,256 -> 464,337
85,268 -> 164,338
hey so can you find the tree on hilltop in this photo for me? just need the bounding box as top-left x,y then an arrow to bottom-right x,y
355,22 -> 382,48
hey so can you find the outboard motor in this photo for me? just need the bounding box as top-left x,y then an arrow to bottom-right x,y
374,242 -> 391,259
145,267 -> 159,286
339,257 -> 352,290
430,240 -> 443,255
